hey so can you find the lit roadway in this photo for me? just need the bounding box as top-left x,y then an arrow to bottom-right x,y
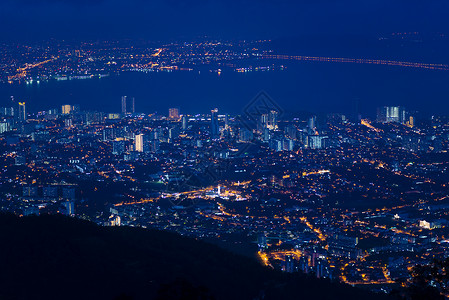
8,56 -> 58,82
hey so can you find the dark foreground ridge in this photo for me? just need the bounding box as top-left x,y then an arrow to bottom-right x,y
0,214 -> 389,300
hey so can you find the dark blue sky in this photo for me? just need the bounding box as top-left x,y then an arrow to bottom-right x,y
1,0 -> 449,41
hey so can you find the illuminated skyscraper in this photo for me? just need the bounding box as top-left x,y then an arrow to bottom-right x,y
135,134 -> 144,152
377,106 -> 406,124
169,108 -> 180,120
61,104 -> 72,114
210,108 -> 219,138
406,116 -> 415,127
134,134 -> 149,152
121,96 -> 135,115
18,102 -> 26,121
0,122 -> 10,133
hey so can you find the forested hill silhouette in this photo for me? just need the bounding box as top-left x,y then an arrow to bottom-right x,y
0,214 -> 391,300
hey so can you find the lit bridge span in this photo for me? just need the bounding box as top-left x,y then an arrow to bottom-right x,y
261,54 -> 449,71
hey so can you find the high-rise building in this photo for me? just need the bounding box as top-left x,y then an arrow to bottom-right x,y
307,116 -> 317,134
269,139 -> 283,151
0,122 -> 10,133
406,116 -> 415,127
61,104 -> 72,114
150,140 -> 160,153
135,134 -> 144,152
63,200 -> 75,216
377,106 -> 406,124
121,97 -> 126,115
239,128 -> 253,142
18,102 -> 26,121
149,128 -> 159,140
134,134 -> 148,152
309,135 -> 324,149
169,108 -> 180,120
72,104 -> 80,113
257,232 -> 268,250
260,114 -> 269,131
299,256 -> 309,273
268,110 -> 278,130
284,255 -> 295,273
0,107 -> 14,117
224,114 -> 229,129
83,111 -> 104,125
285,125 -> 297,140
121,96 -> 135,115
112,140 -> 125,155
102,128 -> 115,141
262,128 -> 270,141
283,139 -> 295,151
210,108 -> 219,138
260,111 -> 279,130
182,115 -> 188,130
168,127 -> 179,140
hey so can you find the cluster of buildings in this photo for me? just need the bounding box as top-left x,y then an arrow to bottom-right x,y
0,39 -> 275,84
1,98 -> 449,294
376,106 -> 414,126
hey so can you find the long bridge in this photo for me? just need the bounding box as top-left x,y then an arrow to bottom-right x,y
261,54 -> 449,71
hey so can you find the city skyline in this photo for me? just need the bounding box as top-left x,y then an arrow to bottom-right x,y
2,95 -> 449,295
2,37 -> 449,117
2,1 -> 449,299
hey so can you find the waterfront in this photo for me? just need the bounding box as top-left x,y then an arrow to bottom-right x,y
2,61 -> 449,117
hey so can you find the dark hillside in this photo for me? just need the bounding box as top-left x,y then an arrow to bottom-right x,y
0,214 -> 390,300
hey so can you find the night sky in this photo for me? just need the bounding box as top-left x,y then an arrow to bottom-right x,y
2,0 -> 449,115
1,0 -> 449,41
